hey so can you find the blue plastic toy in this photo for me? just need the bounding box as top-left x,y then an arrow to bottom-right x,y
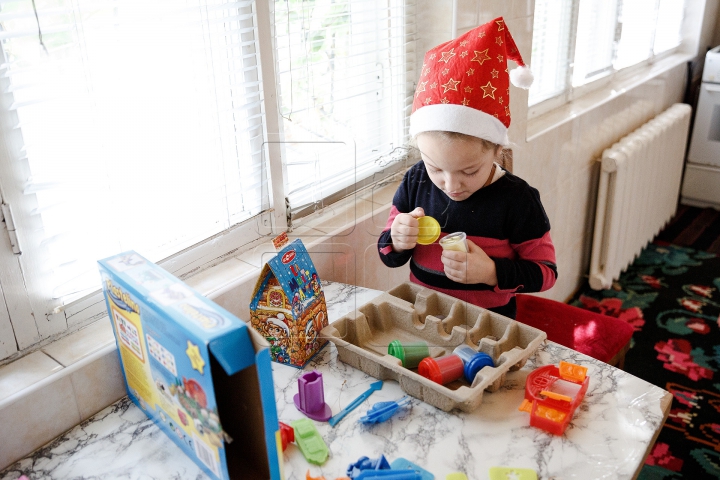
355,471 -> 422,480
359,396 -> 412,424
347,455 -> 391,478
329,380 -> 383,427
390,458 -> 434,480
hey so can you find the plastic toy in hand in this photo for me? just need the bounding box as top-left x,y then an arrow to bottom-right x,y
359,396 -> 412,424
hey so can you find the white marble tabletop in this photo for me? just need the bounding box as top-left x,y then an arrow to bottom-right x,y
1,282 -> 671,480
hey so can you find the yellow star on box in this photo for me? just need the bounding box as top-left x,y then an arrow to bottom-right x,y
471,49 -> 491,65
442,68 -> 450,76
429,53 -> 436,60
415,81 -> 428,97
462,98 -> 470,106
186,340 -> 205,375
496,36 -> 503,46
424,97 -> 432,105
480,81 -> 497,99
464,86 -> 473,93
498,96 -> 504,104
478,31 -> 486,38
460,40 -> 469,47
497,54 -> 504,62
441,77 -> 461,93
505,106 -> 511,116
496,19 -> 504,31
423,67 -> 431,76
430,82 -> 438,89
460,51 -> 468,58
466,68 -> 474,76
491,69 -> 499,78
441,97 -> 450,104
439,48 -> 456,63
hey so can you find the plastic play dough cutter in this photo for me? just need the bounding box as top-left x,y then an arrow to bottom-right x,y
416,216 -> 440,245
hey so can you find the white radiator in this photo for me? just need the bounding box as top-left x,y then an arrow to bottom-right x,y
589,103 -> 692,290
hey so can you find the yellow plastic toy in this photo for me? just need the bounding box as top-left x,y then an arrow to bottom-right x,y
417,216 -> 441,245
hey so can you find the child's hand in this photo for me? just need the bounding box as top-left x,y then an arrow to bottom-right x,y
441,239 -> 498,286
390,207 -> 425,252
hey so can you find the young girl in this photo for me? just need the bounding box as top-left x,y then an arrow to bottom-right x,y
377,17 -> 556,319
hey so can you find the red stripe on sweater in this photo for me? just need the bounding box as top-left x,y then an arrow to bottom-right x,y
511,231 -> 557,291
383,205 -> 401,232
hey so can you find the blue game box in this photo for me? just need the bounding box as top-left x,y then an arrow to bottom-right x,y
99,251 -> 283,480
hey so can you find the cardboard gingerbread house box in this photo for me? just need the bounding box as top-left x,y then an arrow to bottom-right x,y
98,251 -> 282,480
249,238 -> 329,368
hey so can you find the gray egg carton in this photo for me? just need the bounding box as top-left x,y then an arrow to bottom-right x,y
320,283 -> 547,412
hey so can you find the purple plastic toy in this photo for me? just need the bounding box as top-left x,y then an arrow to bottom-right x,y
293,370 -> 332,421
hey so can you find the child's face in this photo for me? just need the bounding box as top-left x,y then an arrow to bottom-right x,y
416,133 -> 500,202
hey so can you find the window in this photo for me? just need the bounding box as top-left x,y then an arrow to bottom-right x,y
0,0 -> 415,359
272,0 -> 413,220
528,0 -> 685,114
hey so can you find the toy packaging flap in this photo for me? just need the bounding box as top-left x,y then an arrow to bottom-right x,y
98,251 -> 281,480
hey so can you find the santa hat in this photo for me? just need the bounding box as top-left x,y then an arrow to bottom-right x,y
409,17 -> 533,146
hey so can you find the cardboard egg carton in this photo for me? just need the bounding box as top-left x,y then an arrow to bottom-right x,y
320,283 -> 547,412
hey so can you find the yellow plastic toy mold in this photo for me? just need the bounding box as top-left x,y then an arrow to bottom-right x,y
416,216 -> 441,245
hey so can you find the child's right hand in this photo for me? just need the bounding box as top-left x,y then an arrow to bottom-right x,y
390,207 -> 425,252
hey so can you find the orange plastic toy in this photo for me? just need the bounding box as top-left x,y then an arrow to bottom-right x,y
305,471 -> 351,480
518,361 -> 589,435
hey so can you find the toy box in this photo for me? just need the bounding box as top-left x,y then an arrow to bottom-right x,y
98,251 -> 282,480
249,238 -> 329,368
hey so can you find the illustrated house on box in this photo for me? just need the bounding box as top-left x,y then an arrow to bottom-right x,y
250,239 -> 329,368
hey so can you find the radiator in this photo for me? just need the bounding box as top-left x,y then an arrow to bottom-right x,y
589,103 -> 692,291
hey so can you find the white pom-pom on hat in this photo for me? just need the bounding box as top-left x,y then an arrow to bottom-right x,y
510,65 -> 534,89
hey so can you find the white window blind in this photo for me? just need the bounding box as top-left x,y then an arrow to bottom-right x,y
614,0 -> 657,70
528,0 -> 573,106
572,0 -> 617,87
272,0 -> 415,217
0,0 -> 267,305
653,0 -> 684,55
529,0 -> 687,110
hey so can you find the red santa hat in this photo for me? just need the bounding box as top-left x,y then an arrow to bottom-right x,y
409,17 -> 533,146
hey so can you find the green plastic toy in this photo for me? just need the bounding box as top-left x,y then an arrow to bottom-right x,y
488,467 -> 537,480
291,418 -> 329,465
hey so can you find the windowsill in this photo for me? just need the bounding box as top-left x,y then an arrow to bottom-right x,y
526,52 -> 695,142
0,174 -> 397,410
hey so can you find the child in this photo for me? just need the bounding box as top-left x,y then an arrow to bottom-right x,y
377,17 -> 557,319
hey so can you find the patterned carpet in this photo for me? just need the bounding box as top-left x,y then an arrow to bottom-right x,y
569,206 -> 720,479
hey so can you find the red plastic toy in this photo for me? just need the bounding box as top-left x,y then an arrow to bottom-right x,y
518,361 -> 589,435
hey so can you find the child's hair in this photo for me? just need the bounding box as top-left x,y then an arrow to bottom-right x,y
412,130 -> 512,170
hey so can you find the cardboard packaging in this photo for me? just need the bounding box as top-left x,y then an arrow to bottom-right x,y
249,239 -> 329,368
98,251 -> 282,480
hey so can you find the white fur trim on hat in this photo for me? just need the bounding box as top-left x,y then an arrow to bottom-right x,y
409,104 -> 509,146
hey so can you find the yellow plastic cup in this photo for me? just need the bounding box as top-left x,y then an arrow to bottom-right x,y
416,216 -> 441,245
439,232 -> 468,252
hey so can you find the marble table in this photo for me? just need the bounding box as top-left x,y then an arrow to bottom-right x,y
1,282 -> 671,480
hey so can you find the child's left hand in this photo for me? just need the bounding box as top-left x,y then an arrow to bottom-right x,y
441,239 -> 498,286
